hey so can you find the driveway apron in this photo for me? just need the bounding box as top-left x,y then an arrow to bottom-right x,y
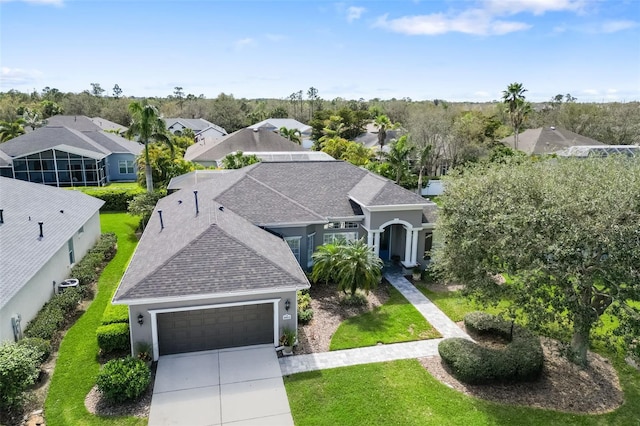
149,344 -> 293,426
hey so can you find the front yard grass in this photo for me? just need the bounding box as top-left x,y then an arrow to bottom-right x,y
329,286 -> 441,351
285,357 -> 640,426
44,212 -> 144,426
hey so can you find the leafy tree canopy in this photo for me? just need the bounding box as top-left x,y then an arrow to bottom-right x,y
433,157 -> 640,365
221,151 -> 260,169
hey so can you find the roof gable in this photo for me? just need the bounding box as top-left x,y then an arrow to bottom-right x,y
501,127 -> 606,155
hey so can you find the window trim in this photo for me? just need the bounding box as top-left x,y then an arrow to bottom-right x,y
284,236 -> 302,264
306,233 -> 316,267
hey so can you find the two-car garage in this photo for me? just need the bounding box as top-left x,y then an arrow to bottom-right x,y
154,302 -> 275,356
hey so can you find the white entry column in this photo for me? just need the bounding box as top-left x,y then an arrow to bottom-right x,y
373,231 -> 381,256
410,230 -> 420,265
404,226 -> 412,264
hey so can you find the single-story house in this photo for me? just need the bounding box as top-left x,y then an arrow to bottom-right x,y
0,116 -> 142,186
500,126 -> 605,155
114,160 -> 436,359
184,128 -> 306,167
0,177 -> 104,342
164,118 -> 227,144
249,118 -> 313,149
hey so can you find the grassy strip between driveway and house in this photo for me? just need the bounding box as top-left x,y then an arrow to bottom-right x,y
284,356 -> 640,426
329,286 -> 441,351
44,212 -> 145,426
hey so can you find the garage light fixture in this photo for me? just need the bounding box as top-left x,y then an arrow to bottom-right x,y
285,299 -> 291,311
137,314 -> 144,326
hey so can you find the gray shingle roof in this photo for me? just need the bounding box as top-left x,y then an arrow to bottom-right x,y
113,192 -> 309,303
0,126 -> 141,158
185,128 -> 305,163
164,118 -> 222,134
46,115 -> 101,131
0,177 -> 104,309
500,127 -> 605,155
91,117 -> 128,133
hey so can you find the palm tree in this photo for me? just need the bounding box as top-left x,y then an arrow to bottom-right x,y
0,119 -> 26,142
384,135 -> 414,184
22,109 -> 45,131
311,240 -> 383,296
373,114 -> 399,158
415,143 -> 433,195
502,82 -> 527,150
126,101 -> 172,192
279,127 -> 302,144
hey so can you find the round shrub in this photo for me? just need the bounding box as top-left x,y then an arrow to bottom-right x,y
96,357 -> 151,403
0,342 -> 41,410
438,312 -> 543,384
298,309 -> 314,324
17,338 -> 51,364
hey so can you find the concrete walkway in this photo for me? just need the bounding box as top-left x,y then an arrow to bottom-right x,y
279,271 -> 471,375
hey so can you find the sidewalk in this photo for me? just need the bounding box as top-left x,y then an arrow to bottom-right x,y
279,271 -> 470,375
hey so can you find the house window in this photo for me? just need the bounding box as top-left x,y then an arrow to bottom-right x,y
285,237 -> 301,264
68,238 -> 75,265
324,221 -> 359,229
307,233 -> 315,267
323,232 -> 358,245
118,160 -> 134,174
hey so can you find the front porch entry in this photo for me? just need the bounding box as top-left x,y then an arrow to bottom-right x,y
367,219 -> 422,268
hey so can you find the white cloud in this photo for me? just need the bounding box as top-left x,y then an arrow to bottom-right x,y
599,20 -> 638,33
234,38 -> 254,49
483,0 -> 586,16
0,67 -> 42,85
374,9 -> 530,36
582,89 -> 599,95
607,89 -> 618,94
347,6 -> 365,22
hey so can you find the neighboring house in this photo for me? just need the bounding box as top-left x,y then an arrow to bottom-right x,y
354,122 -> 401,153
0,117 -> 142,186
500,126 -> 605,155
0,177 -> 104,342
248,118 -> 313,149
114,160 -> 436,359
164,118 -> 227,144
91,117 -> 128,134
184,128 -> 306,167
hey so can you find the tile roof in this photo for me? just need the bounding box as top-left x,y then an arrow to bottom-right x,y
184,128 -> 305,163
113,192 -> 309,303
0,177 -> 104,309
500,127 -> 605,155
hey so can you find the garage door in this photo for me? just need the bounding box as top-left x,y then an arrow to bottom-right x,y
157,304 -> 274,355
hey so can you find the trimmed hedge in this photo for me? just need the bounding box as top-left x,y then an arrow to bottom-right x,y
77,187 -> 144,212
70,232 -> 117,286
101,303 -> 129,325
297,290 -> 314,324
96,323 -> 130,353
24,287 -> 82,340
17,338 -> 52,364
438,312 -> 543,384
96,357 -> 150,403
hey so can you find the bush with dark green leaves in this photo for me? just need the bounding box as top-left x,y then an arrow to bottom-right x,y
96,323 -> 130,353
96,357 -> 151,403
17,338 -> 51,364
438,312 -> 543,384
70,232 -> 118,286
24,287 -> 82,340
101,303 -> 129,325
80,187 -> 144,211
0,342 -> 41,410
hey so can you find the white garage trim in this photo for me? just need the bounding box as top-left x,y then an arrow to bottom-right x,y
149,298 -> 280,361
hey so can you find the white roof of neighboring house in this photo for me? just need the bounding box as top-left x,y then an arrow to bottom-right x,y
248,119 -> 312,134
0,177 -> 104,310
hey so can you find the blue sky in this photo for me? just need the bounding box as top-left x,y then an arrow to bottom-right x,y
1,0 -> 639,102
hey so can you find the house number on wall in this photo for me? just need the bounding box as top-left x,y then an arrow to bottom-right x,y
282,314 -> 292,320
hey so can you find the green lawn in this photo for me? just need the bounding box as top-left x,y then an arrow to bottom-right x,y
285,357 -> 640,426
329,286 -> 441,351
44,212 -> 145,426
417,286 -> 509,322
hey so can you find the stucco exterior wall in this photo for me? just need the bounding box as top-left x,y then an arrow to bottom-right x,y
0,211 -> 101,342
126,289 -> 298,360
107,153 -> 138,182
365,209 -> 424,230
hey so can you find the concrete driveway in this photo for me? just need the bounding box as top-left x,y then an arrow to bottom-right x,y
148,345 -> 293,425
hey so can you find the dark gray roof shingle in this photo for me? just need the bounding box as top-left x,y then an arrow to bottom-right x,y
501,127 -> 605,155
